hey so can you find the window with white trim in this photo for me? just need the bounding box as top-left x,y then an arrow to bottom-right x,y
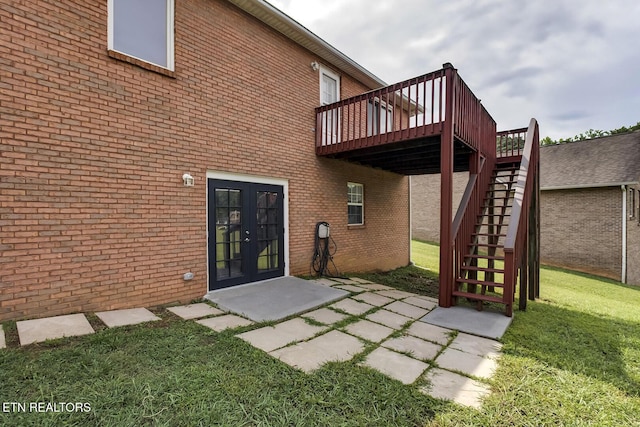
347,182 -> 364,225
319,66 -> 340,106
367,99 -> 393,136
319,66 -> 341,145
629,188 -> 636,219
108,0 -> 175,71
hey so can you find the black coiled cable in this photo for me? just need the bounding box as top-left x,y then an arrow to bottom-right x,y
311,222 -> 340,277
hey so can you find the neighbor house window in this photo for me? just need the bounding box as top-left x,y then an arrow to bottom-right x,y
108,0 -> 175,71
629,188 -> 636,219
347,182 -> 364,225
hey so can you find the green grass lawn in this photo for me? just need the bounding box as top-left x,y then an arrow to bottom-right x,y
1,241 -> 639,426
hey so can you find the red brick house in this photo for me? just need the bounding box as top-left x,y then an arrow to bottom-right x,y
2,0 -> 538,321
1,0 -> 413,321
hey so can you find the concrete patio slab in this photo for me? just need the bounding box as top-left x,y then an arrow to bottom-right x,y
366,309 -> 412,330
421,368 -> 491,409
17,314 -> 94,346
450,333 -> 502,359
384,301 -> 430,319
421,306 -> 512,340
382,336 -> 442,361
334,284 -> 368,293
270,330 -> 364,373
0,325 -> 6,349
355,283 -> 394,291
406,322 -> 452,345
348,277 -> 372,284
435,348 -> 498,379
343,319 -> 394,343
237,318 -> 326,352
196,314 -> 253,332
167,303 -> 224,320
352,292 -> 394,307
403,296 -> 437,310
301,308 -> 348,325
205,277 -> 348,322
95,308 -> 161,328
362,347 -> 429,384
330,298 -> 375,316
375,289 -> 418,299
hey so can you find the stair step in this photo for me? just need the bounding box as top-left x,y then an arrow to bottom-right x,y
470,243 -> 502,248
456,278 -> 505,287
482,214 -> 511,218
461,265 -> 505,274
467,254 -> 505,261
484,195 -> 513,200
452,291 -> 504,304
472,232 -> 506,237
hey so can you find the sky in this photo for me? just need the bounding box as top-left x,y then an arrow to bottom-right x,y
269,0 -> 640,140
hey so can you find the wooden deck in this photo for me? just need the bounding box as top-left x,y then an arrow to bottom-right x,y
315,64 -> 496,175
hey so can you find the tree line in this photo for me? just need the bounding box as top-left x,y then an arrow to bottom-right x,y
540,121 -> 640,146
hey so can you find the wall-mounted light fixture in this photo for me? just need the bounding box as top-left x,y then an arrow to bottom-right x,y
182,173 -> 194,187
310,61 -> 319,71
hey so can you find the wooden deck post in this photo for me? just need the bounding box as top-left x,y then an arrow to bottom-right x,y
438,63 -> 456,308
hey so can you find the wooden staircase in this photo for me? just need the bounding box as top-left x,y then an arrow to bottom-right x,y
448,120 -> 540,317
453,163 -> 519,310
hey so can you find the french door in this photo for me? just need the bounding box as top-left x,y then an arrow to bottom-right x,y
207,179 -> 284,291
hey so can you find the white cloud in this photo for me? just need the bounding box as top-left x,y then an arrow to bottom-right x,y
271,0 -> 640,139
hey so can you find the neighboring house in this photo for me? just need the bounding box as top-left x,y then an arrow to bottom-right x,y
540,131 -> 640,284
411,130 -> 640,285
1,0 -> 412,321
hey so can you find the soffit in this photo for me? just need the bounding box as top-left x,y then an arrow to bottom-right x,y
227,0 -> 386,90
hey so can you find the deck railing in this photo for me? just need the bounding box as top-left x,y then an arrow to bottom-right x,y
502,118 -> 540,316
315,64 -> 496,156
497,127 -> 528,158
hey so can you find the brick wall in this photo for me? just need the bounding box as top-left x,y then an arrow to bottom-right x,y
540,187 -> 622,279
411,172 -> 470,243
0,0 -> 409,321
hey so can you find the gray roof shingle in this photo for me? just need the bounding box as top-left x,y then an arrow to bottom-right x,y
540,130 -> 640,189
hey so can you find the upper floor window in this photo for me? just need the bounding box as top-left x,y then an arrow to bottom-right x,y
319,66 -> 340,105
367,99 -> 392,136
108,0 -> 175,71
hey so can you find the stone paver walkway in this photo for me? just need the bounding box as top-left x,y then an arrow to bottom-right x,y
3,276 -> 503,409
16,313 -> 95,346
95,308 -> 161,328
225,276 -> 502,409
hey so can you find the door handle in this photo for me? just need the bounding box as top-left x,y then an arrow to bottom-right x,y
244,237 -> 250,242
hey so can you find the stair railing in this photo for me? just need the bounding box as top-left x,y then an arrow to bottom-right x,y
502,118 -> 540,316
450,70 -> 497,299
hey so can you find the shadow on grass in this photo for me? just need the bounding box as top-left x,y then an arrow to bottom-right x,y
542,264 -> 640,292
503,299 -> 640,397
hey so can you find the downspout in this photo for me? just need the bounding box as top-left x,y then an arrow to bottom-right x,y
622,185 -> 627,283
408,176 -> 413,265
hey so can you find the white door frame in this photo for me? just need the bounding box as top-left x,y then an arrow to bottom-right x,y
206,171 -> 290,289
